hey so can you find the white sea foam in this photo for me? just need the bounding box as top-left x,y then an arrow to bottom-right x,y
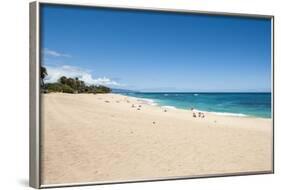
191,109 -> 247,117
161,106 -> 177,110
164,94 -> 169,96
192,109 -> 204,112
136,98 -> 158,106
210,112 -> 247,117
193,94 -> 199,96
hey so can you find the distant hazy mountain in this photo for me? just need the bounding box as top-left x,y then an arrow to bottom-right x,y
111,88 -> 139,93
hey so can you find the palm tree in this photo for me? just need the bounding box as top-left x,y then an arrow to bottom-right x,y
40,66 -> 48,87
59,76 -> 67,84
74,77 -> 80,93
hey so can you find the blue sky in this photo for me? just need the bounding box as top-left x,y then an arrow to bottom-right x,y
41,4 -> 272,92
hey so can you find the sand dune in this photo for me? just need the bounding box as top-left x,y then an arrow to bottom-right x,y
41,93 -> 273,185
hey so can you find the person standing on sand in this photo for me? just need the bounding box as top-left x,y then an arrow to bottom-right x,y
191,108 -> 197,118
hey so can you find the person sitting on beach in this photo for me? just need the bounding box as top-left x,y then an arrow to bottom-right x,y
193,112 -> 196,118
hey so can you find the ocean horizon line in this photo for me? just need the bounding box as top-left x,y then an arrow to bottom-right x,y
117,91 -> 271,94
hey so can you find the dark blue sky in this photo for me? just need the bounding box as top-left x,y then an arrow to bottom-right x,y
41,4 -> 272,92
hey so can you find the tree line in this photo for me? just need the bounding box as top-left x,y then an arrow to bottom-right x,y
40,66 -> 111,94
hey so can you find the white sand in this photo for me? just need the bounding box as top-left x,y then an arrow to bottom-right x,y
41,93 -> 273,185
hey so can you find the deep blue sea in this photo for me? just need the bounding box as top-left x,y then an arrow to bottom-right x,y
118,92 -> 271,118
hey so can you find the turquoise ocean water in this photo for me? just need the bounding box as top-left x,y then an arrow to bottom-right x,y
118,92 -> 271,118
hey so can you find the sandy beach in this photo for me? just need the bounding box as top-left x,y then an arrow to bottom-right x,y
41,93 -> 273,185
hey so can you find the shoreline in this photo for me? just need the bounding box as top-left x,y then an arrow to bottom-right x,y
117,93 -> 271,120
41,93 -> 273,184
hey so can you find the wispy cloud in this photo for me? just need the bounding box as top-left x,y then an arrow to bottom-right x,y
44,65 -> 123,87
42,48 -> 71,58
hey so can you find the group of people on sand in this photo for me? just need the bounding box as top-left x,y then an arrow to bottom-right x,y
132,104 -> 142,110
191,108 -> 205,118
